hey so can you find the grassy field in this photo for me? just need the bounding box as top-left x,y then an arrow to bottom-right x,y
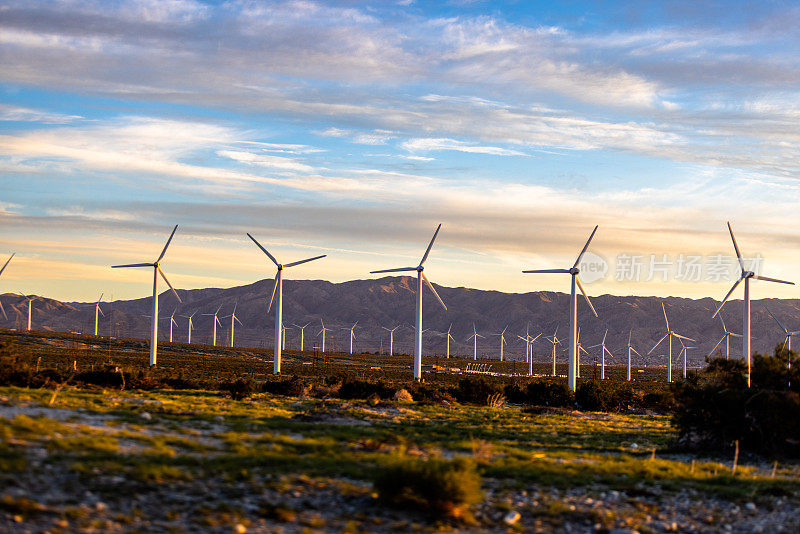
1,329 -> 798,532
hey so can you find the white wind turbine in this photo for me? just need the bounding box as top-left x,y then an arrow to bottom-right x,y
466,323 -> 484,361
443,324 -> 456,358
523,226 -> 600,391
318,319 -> 331,353
709,314 -> 741,360
17,292 -> 38,331
545,326 -> 562,377
370,224 -> 447,380
576,327 -> 589,378
0,253 -> 14,322
293,322 -> 311,352
382,326 -> 401,356
588,329 -> 613,380
625,330 -> 642,382
344,321 -> 358,354
223,301 -> 243,348
91,293 -> 105,336
712,222 -> 794,387
764,306 -> 800,354
648,302 -> 695,383
517,332 -> 542,376
168,309 -> 178,343
247,233 -> 326,374
111,225 -> 182,367
493,326 -> 509,361
180,311 -> 197,344
202,305 -> 224,346
518,325 -> 532,364
678,338 -> 696,379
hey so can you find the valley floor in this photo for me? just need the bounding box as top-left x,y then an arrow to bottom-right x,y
1,386 -> 798,533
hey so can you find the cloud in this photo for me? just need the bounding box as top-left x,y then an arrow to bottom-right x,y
0,104 -> 82,124
217,149 -> 317,173
402,137 -> 527,156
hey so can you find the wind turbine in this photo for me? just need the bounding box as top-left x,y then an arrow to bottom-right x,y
343,321 -> 358,354
0,253 -> 13,322
545,326 -> 561,377
678,338 -> 696,378
247,233 -> 326,375
625,330 -> 641,382
382,326 -> 401,356
202,305 -> 224,346
443,324 -> 456,358
493,326 -> 508,361
17,292 -> 38,331
293,322 -> 311,352
765,306 -> 800,354
588,329 -> 613,380
168,309 -> 178,342
370,224 -> 447,381
91,293 -> 105,336
648,302 -> 695,383
466,323 -> 484,360
111,225 -> 182,366
523,225 -> 600,391
576,327 -> 589,378
224,301 -> 243,348
709,314 -> 742,360
318,319 -> 331,353
517,332 -> 542,376
712,222 -> 794,387
180,311 -> 197,343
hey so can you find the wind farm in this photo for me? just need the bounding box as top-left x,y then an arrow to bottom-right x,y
2,1 -> 800,531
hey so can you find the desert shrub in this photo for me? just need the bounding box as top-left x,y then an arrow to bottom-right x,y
641,390 -> 675,412
160,377 -> 201,390
224,377 -> 257,401
74,367 -> 124,388
672,352 -> 800,456
393,388 -> 413,402
525,381 -> 574,407
373,457 -> 482,521
262,376 -> 311,397
408,383 -> 456,404
455,377 -> 502,405
575,381 -> 634,412
338,379 -> 393,400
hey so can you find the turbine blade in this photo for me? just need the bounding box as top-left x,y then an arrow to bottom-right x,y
247,233 -> 279,266
662,302 -> 670,332
97,293 -> 104,304
284,255 -> 326,268
602,329 -> 608,345
235,316 -> 243,326
719,314 -> 727,333
648,333 -> 669,355
157,266 -> 182,303
673,333 -> 695,342
522,268 -> 571,274
267,274 -> 278,313
156,224 -> 179,263
98,307 -> 105,317
712,278 -> 743,318
419,223 -> 442,266
628,329 -> 632,345
727,221 -> 745,272
111,262 -> 154,268
0,253 -> 14,277
630,347 -> 641,357
765,306 -> 789,333
575,277 -> 598,317
370,267 -> 417,274
572,225 -> 599,269
0,301 -> 6,321
754,275 -> 794,285
421,272 -> 447,311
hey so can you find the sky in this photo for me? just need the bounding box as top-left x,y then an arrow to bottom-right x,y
1,0 -> 800,302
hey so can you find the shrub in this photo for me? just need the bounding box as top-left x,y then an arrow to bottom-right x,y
262,376 -> 311,397
224,378 -> 257,401
373,457 -> 482,521
338,379 -> 393,400
393,388 -> 413,403
455,377 -> 502,405
575,381 -> 634,412
74,368 -> 124,388
672,352 -> 800,456
525,381 -> 574,407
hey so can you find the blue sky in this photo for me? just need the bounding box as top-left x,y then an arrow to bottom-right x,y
1,0 -> 800,301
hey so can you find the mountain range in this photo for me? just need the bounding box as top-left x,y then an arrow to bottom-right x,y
2,276 -> 799,367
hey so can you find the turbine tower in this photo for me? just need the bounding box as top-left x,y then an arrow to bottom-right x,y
318,319 -> 331,353
370,224 -> 447,381
168,309 -> 178,343
576,328 -> 589,378
202,305 -> 223,346
17,292 -> 38,331
522,332 -> 542,376
765,306 -> 800,353
648,302 -> 694,383
247,233 -> 326,375
92,293 -> 105,336
588,329 -> 613,380
293,322 -> 311,352
180,311 -> 197,344
493,326 -> 508,361
523,225 -> 599,391
625,330 -> 641,381
709,314 -> 741,360
678,338 -> 696,379
382,326 -> 401,356
466,323 -> 484,360
444,324 -> 455,358
712,222 -> 794,387
111,225 -> 182,367
223,301 -> 243,348
545,326 -> 561,377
